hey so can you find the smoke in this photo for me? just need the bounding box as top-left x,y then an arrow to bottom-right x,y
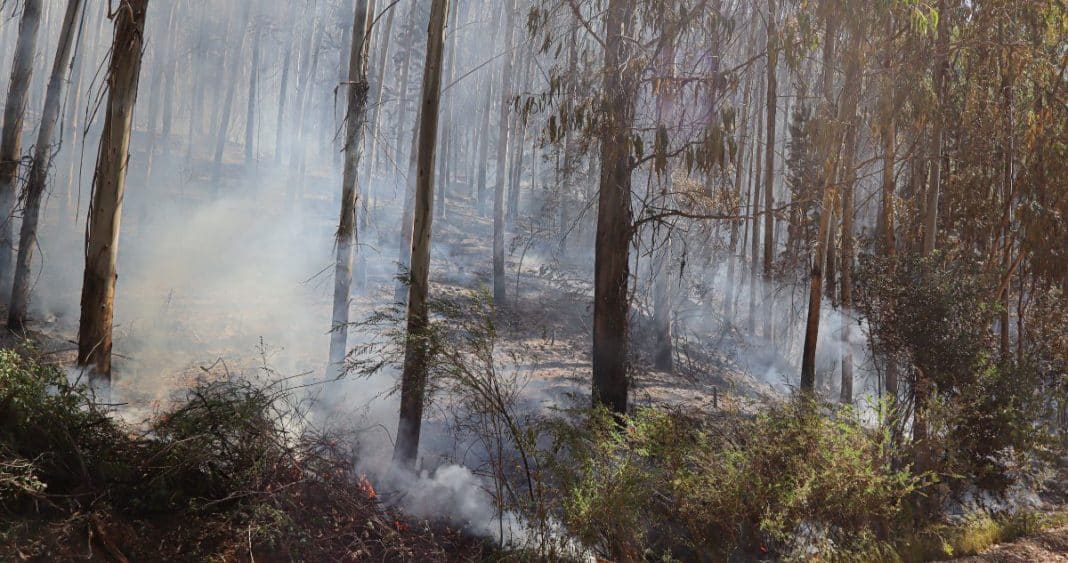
4,0 -> 897,549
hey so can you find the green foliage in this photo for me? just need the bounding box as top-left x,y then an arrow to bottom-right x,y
546,401 -> 924,561
858,253 -> 1050,495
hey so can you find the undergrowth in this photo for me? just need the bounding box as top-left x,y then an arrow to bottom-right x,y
0,347 -> 486,561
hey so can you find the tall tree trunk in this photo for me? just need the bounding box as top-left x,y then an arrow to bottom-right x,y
245,21 -> 262,164
492,0 -> 518,307
877,13 -> 898,415
837,29 -> 864,404
506,43 -> 533,224
725,46 -> 755,322
558,24 -> 579,256
275,32 -> 293,163
327,0 -> 374,379
159,4 -> 179,143
365,0 -> 396,176
212,2 -> 250,185
915,0 -> 951,471
591,0 -> 637,415
392,5 -> 418,173
761,0 -> 778,341
435,0 -> 461,221
748,73 -> 766,335
800,0 -> 840,393
8,0 -> 83,331
652,29 -> 677,373
393,0 -> 449,470
0,0 -> 43,304
393,117 -> 419,304
922,0 -> 950,256
475,70 -> 496,216
289,21 -> 324,191
77,0 -> 150,385
141,1 -> 177,184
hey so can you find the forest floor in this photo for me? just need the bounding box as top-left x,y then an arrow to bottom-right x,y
8,163 -> 1067,560
950,525 -> 1068,562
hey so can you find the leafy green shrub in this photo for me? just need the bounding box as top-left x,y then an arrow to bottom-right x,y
858,254 -> 1049,497
0,349 -> 128,506
547,400 -> 924,561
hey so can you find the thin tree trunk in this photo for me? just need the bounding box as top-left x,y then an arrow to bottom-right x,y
327,0 -> 374,379
877,13 -> 898,414
393,117 -> 419,304
8,0 -> 82,331
493,0 -> 518,307
365,0 -> 396,175
652,30 -> 677,373
275,32 -> 293,162
725,28 -> 756,322
748,73 -> 765,335
0,0 -> 43,303
394,0 -> 449,470
245,22 -> 262,164
922,0 -> 949,256
475,72 -> 495,215
212,2 -> 251,185
837,31 -> 864,404
800,0 -> 840,393
435,1 -> 460,220
761,0 -> 779,342
77,0 -> 149,385
392,5 -> 418,173
289,21 -> 324,191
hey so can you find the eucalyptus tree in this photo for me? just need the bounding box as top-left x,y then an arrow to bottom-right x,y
327,0 -> 376,379
8,0 -> 83,331
0,0 -> 43,302
394,0 -> 450,469
77,0 -> 150,385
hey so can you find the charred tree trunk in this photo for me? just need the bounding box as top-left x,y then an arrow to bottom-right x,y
394,0 -> 449,470
591,0 -> 637,415
327,0 -> 374,379
77,0 -> 149,385
0,0 -> 43,303
8,0 -> 83,331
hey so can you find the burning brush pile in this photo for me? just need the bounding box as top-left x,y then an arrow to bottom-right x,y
0,348 -> 487,561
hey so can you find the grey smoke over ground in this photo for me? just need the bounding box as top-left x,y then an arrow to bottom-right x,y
2,0 -> 892,545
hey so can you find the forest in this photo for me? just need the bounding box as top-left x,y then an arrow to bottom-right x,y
0,0 -> 1066,560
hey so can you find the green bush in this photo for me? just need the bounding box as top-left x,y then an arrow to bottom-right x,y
547,400 -> 924,561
